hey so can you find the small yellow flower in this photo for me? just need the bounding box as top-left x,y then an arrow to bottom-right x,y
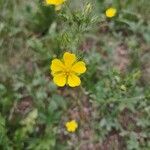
45,0 -> 65,10
50,52 -> 86,87
105,7 -> 117,18
65,120 -> 78,132
45,0 -> 65,5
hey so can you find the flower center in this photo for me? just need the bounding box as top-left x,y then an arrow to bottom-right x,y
64,67 -> 72,76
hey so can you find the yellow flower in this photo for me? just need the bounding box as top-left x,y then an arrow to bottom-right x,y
45,0 -> 65,5
105,7 -> 117,18
50,52 -> 86,87
65,120 -> 78,132
45,0 -> 65,10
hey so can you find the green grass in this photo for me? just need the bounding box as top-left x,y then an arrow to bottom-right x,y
0,0 -> 150,149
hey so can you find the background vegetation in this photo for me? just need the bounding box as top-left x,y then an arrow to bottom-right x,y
0,0 -> 150,149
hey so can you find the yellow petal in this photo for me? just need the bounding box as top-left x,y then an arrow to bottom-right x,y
50,59 -> 64,74
67,73 -> 81,87
45,0 -> 65,5
71,61 -> 86,74
53,73 -> 66,87
63,52 -> 76,67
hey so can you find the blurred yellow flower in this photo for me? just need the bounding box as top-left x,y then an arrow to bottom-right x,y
45,0 -> 65,5
45,0 -> 65,10
105,7 -> 117,18
50,52 -> 86,87
65,120 -> 78,132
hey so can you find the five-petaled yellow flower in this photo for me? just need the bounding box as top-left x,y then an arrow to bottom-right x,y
65,120 -> 78,132
45,0 -> 65,10
105,7 -> 117,18
50,52 -> 86,87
